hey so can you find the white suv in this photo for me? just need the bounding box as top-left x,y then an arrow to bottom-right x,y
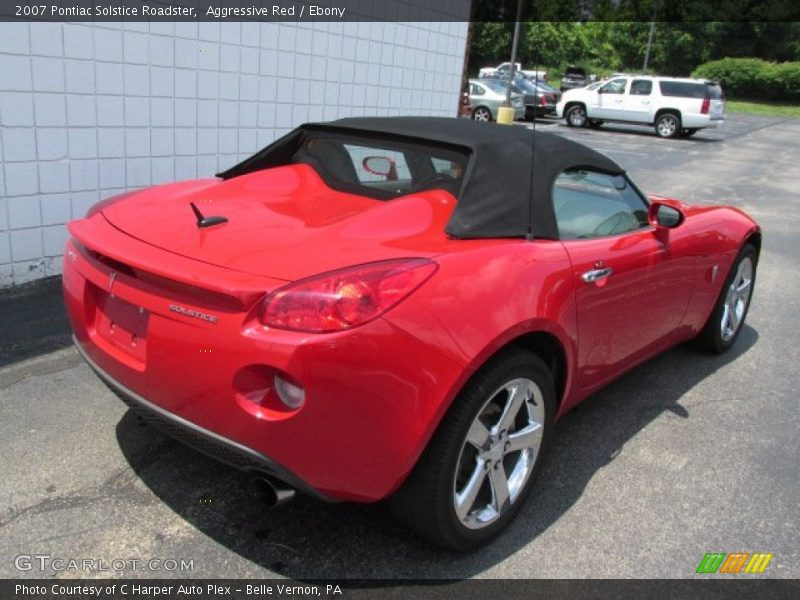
556,76 -> 725,138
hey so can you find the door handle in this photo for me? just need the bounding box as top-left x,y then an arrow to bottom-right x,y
614,98 -> 623,103
642,100 -> 651,105
581,267 -> 614,283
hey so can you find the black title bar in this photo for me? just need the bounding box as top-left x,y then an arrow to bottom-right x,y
2,0 -> 800,22
3,579 -> 800,600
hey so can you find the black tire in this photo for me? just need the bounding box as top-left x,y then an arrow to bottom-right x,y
388,347 -> 556,551
692,244 -> 757,354
565,104 -> 588,128
588,120 -> 604,129
681,128 -> 699,137
472,106 -> 492,122
655,112 -> 681,138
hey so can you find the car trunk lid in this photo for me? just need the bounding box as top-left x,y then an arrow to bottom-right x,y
100,164 -> 455,281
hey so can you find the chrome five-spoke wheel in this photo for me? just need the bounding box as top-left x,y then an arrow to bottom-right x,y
694,243 -> 757,354
721,256 -> 753,342
388,348 -> 554,551
454,377 -> 544,529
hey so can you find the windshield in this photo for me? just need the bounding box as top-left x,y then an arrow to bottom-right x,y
534,81 -> 557,93
513,79 -> 537,94
565,67 -> 586,77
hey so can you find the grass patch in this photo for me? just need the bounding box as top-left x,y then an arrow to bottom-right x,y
725,100 -> 800,118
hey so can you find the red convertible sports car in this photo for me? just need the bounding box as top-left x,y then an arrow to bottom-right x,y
63,117 -> 759,550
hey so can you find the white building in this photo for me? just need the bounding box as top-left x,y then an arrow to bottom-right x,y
0,15 -> 469,286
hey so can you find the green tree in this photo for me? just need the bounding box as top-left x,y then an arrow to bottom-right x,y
468,22 -> 513,74
522,23 -> 591,68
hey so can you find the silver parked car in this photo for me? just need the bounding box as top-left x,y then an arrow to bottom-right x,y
468,79 -> 525,122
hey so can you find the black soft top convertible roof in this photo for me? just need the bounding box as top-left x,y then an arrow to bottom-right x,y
218,117 -> 625,240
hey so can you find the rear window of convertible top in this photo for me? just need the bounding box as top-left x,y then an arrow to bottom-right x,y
291,132 -> 470,201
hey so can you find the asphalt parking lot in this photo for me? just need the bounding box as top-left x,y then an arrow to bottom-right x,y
1,113 -> 798,579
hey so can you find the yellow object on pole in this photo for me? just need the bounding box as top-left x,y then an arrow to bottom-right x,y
497,106 -> 516,125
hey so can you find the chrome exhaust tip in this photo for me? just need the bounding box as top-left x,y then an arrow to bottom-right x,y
253,477 -> 296,507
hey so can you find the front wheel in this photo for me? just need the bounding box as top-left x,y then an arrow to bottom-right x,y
565,105 -> 588,128
388,348 -> 555,551
472,106 -> 492,122
692,244 -> 757,353
655,112 -> 681,138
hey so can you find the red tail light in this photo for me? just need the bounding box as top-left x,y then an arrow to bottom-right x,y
539,94 -> 547,106
701,97 -> 710,114
260,259 -> 438,333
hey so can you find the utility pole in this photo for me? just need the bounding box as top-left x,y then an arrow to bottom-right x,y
643,1 -> 657,72
504,0 -> 524,105
497,0 -> 524,124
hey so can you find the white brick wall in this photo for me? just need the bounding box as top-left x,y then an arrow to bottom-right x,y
0,19 -> 469,286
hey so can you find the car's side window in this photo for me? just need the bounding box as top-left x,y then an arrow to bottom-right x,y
599,78 -> 628,94
630,79 -> 652,96
553,170 -> 650,240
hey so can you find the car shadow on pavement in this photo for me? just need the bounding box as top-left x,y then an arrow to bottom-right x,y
555,123 -> 725,143
0,276 -> 72,368
115,326 -> 758,579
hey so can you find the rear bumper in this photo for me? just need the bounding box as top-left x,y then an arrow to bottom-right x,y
682,114 -> 724,129
74,337 -> 333,502
63,222 -> 465,502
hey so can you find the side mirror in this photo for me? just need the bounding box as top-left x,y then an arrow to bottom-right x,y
362,156 -> 398,181
649,202 -> 684,229
597,88 -> 605,94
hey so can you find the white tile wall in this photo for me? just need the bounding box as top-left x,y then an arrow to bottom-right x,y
0,18 -> 469,286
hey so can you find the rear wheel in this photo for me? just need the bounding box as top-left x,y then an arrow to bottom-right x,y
565,105 -> 588,128
655,112 -> 681,138
693,244 -> 757,353
472,107 -> 492,122
388,348 -> 555,551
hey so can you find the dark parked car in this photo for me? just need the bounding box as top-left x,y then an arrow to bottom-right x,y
483,74 -> 551,120
526,81 -> 560,115
531,79 -> 562,103
560,66 -> 588,92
